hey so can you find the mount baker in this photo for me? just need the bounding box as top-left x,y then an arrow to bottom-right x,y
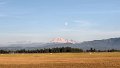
51,37 -> 77,44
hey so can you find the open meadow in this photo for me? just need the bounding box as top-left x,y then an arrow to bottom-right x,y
0,52 -> 120,68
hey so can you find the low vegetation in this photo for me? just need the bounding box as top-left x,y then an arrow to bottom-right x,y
0,52 -> 120,68
0,47 -> 119,68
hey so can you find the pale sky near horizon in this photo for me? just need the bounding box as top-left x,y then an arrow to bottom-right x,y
0,0 -> 120,44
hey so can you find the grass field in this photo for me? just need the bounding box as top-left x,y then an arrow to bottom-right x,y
0,52 -> 120,68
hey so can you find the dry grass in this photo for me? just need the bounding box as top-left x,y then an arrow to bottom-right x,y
0,52 -> 120,68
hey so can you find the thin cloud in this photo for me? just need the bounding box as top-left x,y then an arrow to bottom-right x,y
59,20 -> 97,33
74,20 -> 92,26
76,10 -> 120,14
72,20 -> 98,30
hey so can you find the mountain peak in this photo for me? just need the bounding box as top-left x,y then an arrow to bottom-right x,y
51,37 -> 76,44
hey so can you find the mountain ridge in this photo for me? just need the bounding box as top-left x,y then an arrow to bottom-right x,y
0,37 -> 120,50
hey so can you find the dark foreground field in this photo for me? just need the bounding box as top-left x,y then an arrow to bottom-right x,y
0,52 -> 120,68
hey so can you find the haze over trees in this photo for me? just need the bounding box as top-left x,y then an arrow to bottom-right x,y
0,47 -> 119,54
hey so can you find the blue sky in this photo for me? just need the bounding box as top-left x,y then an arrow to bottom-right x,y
0,0 -> 120,44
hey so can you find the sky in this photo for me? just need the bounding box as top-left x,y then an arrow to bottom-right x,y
0,0 -> 120,44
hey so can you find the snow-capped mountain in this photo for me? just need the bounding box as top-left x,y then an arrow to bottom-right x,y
51,37 -> 77,44
1,37 -> 120,50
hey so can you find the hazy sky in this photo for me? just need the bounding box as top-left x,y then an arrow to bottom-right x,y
0,0 -> 120,44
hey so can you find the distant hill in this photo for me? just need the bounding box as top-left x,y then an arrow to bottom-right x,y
0,37 -> 120,50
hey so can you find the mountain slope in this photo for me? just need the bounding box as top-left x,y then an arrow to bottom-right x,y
1,37 -> 120,50
42,37 -> 120,50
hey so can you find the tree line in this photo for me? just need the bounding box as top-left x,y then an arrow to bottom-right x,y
86,48 -> 120,52
0,47 -> 83,54
0,47 -> 120,54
